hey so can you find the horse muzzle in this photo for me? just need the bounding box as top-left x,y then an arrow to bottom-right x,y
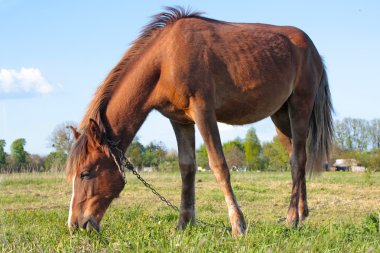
83,218 -> 100,232
68,216 -> 100,233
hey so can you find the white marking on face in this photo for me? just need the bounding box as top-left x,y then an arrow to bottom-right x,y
68,176 -> 76,227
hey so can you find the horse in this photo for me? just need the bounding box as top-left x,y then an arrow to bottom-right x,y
66,7 -> 333,236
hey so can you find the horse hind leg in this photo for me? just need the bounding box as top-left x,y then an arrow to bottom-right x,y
171,120 -> 197,230
272,105 -> 309,224
288,64 -> 333,225
290,90 -> 317,227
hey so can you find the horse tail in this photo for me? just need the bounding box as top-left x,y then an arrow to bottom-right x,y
306,65 -> 334,175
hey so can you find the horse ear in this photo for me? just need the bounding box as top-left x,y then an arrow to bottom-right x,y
67,126 -> 80,141
88,118 -> 103,147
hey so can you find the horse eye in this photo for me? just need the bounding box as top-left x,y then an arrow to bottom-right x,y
80,171 -> 91,180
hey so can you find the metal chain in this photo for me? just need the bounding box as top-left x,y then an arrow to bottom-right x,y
121,156 -> 180,213
109,142 -> 224,229
122,156 -> 222,228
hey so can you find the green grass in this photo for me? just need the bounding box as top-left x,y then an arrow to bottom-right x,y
1,171 -> 379,252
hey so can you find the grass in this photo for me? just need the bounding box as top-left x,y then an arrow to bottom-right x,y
0,171 -> 379,252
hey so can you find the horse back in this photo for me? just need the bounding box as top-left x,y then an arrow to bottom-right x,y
155,18 -> 322,124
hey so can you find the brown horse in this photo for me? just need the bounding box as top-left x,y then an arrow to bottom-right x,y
66,7 -> 333,236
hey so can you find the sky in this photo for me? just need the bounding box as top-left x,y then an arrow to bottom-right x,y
0,1 -> 379,155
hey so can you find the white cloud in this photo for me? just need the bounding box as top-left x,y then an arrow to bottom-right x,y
0,68 -> 54,96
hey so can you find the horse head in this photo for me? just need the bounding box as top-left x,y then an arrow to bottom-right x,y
66,119 -> 125,232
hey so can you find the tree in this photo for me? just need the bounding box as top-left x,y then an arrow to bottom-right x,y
223,141 -> 245,170
142,141 -> 166,169
368,149 -> 380,171
223,138 -> 244,152
158,149 -> 179,172
28,154 -> 45,172
49,121 -> 77,155
244,127 -> 261,170
46,122 -> 77,172
369,119 -> 380,149
335,118 -> 370,151
10,138 -> 28,169
196,144 -> 209,170
44,152 -> 67,172
0,139 -> 6,168
262,136 -> 290,171
126,138 -> 145,170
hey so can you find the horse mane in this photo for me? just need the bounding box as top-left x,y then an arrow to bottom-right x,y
67,7 -> 204,180
79,6 -> 204,131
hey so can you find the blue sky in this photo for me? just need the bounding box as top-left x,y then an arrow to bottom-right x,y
0,1 -> 379,155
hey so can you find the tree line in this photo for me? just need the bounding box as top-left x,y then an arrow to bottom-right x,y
195,128 -> 290,171
332,118 -> 380,170
0,122 -> 74,173
0,123 -> 289,173
1,117 -> 379,173
127,127 -> 290,172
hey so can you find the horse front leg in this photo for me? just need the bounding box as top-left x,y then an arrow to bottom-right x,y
190,104 -> 246,236
171,121 -> 196,229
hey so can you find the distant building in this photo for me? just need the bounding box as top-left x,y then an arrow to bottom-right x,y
332,159 -> 366,172
142,167 -> 154,172
230,166 -> 247,172
197,166 -> 207,172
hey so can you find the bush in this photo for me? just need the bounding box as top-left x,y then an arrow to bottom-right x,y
44,152 -> 67,172
363,212 -> 379,233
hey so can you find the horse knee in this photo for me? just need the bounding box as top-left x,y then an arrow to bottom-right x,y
179,162 -> 196,176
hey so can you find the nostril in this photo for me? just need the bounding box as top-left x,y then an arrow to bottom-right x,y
83,219 -> 100,233
85,221 -> 92,232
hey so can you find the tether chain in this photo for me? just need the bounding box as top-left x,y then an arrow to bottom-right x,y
121,156 -> 180,213
109,141 -> 224,229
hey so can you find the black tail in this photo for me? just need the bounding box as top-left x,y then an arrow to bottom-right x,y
306,66 -> 334,174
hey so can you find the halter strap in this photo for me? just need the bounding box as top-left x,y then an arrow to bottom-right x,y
107,139 -> 127,184
110,150 -> 126,183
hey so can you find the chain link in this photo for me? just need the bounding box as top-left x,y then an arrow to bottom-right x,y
122,157 -> 180,213
109,142 -> 223,229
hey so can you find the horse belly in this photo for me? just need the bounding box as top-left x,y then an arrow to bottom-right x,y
214,84 -> 291,125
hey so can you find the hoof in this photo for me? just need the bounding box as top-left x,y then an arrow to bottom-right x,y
176,213 -> 195,231
175,223 -> 186,231
229,207 -> 246,236
286,208 -> 299,228
300,207 -> 309,220
232,221 -> 246,237
175,222 -> 189,231
297,203 -> 309,225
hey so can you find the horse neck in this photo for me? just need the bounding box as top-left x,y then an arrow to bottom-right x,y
104,59 -> 159,151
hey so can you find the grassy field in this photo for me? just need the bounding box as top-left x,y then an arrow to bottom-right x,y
0,171 -> 379,252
